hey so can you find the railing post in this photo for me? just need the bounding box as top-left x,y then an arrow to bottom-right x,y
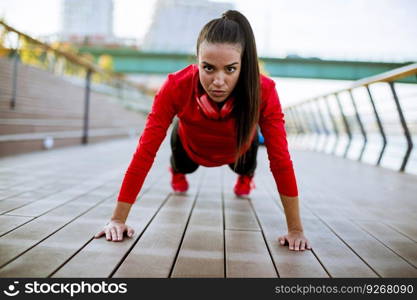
82,69 -> 92,145
293,106 -> 308,146
288,107 -> 303,143
365,85 -> 387,166
10,39 -> 20,109
305,100 -> 322,151
299,104 -> 312,149
334,93 -> 352,158
314,98 -> 330,152
285,108 -> 296,136
348,90 -> 367,161
388,82 -> 413,172
324,96 -> 340,154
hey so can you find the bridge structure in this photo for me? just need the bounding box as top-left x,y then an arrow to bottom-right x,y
0,20 -> 416,278
78,46 -> 416,83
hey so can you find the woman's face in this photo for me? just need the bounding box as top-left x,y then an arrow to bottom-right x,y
198,41 -> 242,103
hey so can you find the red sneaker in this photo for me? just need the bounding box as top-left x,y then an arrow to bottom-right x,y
234,174 -> 255,197
169,167 -> 189,193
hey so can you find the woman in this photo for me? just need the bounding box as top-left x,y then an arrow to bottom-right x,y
95,10 -> 311,251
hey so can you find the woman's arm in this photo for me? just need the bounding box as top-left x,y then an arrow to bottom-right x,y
95,73 -> 180,242
258,79 -> 311,250
278,194 -> 311,251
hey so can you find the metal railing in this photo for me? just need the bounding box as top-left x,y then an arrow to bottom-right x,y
0,20 -> 152,144
284,62 -> 417,173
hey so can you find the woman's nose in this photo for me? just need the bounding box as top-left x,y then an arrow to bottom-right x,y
213,74 -> 225,86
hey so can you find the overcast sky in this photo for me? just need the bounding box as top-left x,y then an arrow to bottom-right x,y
1,0 -> 416,62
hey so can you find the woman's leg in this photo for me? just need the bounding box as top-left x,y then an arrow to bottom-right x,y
228,129 -> 259,176
170,119 -> 199,174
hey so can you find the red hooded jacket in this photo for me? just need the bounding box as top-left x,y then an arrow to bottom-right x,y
117,64 -> 298,204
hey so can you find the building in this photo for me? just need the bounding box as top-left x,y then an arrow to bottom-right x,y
60,0 -> 114,44
142,0 -> 234,53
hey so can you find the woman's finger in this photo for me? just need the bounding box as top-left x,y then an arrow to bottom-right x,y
110,228 -> 117,241
300,240 -> 306,251
294,238 -> 301,251
127,227 -> 135,238
116,227 -> 124,241
94,230 -> 105,238
105,228 -> 111,241
289,237 -> 295,250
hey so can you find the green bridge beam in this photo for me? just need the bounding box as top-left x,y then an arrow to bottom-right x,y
79,47 -> 416,83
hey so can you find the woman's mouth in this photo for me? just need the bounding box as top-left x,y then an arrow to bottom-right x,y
211,90 -> 226,97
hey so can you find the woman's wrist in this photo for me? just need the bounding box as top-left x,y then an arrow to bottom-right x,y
288,227 -> 304,233
279,194 -> 304,234
111,201 -> 133,223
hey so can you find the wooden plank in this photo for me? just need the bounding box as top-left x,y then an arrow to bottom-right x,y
112,175 -> 200,278
0,215 -> 33,236
260,151 -> 417,277
262,182 -> 379,278
385,221 -> 417,243
225,229 -> 277,277
223,169 -> 260,231
0,178 -> 58,198
0,187 -> 70,214
249,186 -> 328,278
5,175 -> 117,217
224,199 -> 260,231
0,198 -> 114,277
0,193 -> 110,268
51,193 -> 171,278
221,166 -> 276,278
302,218 -> 378,277
320,218 -> 417,277
355,221 -> 417,268
171,167 -> 224,278
0,168 -> 174,278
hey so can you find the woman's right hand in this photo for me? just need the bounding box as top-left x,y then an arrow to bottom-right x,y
94,220 -> 135,242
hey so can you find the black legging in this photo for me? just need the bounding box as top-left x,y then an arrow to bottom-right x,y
170,119 -> 258,176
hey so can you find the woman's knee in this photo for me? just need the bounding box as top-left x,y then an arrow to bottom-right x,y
170,155 -> 199,174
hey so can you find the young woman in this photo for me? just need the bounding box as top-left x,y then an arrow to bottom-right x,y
95,10 -> 311,251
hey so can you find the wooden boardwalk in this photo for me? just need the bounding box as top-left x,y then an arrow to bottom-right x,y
0,133 -> 416,278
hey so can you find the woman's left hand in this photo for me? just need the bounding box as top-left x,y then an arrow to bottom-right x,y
278,231 -> 312,251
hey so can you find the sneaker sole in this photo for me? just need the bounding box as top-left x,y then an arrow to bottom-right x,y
173,191 -> 187,195
234,193 -> 250,199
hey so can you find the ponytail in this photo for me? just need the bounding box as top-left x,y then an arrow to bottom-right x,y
196,10 -> 260,170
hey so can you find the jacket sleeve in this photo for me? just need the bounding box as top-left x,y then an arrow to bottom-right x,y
259,81 -> 298,197
117,74 -> 178,204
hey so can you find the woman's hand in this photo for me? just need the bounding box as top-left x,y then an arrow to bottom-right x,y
94,220 -> 135,242
278,230 -> 311,251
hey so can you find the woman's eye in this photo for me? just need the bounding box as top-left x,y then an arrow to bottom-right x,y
203,65 -> 213,72
227,67 -> 236,73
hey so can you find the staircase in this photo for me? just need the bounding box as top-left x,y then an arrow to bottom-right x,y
0,57 -> 147,157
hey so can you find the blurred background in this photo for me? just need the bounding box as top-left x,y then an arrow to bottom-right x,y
1,0 -> 416,100
0,0 -> 416,174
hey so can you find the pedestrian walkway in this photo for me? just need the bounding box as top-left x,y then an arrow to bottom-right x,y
0,132 -> 416,278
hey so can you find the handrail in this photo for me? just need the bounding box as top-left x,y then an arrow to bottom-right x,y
284,62 -> 416,173
0,20 -> 151,146
0,20 -> 104,75
288,62 -> 417,108
352,62 -> 417,88
0,20 -> 147,91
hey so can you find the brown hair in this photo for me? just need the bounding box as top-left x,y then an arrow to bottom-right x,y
196,10 -> 260,170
